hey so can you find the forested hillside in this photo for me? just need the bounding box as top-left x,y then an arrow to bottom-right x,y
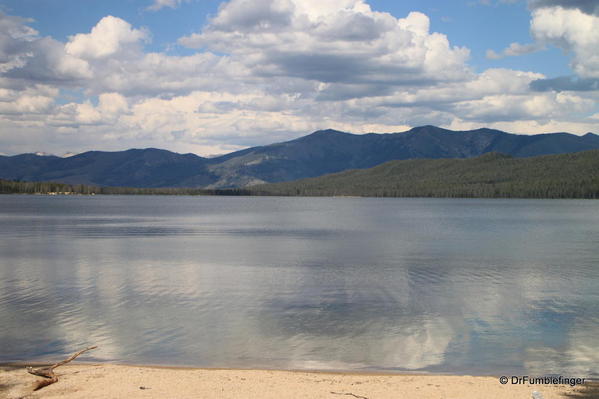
249,151 -> 599,199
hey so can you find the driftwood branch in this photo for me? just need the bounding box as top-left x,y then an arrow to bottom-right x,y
331,391 -> 369,399
27,346 -> 97,391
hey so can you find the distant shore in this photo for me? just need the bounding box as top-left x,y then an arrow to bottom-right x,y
1,363 -> 592,399
3,150 -> 599,199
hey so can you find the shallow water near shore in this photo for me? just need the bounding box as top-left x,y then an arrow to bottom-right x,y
1,195 -> 598,377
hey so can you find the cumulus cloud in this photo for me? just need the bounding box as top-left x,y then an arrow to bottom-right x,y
65,16 -> 148,60
367,68 -> 596,125
98,92 -> 129,116
485,2 -> 599,93
486,42 -> 544,59
375,69 -> 542,110
47,92 -> 131,128
529,0 -> 599,15
0,14 -> 38,73
0,84 -> 56,115
451,92 -> 594,123
530,75 -> 599,91
179,0 -> 472,86
531,6 -> 599,78
0,14 -> 245,97
0,13 -> 91,85
147,0 -> 190,11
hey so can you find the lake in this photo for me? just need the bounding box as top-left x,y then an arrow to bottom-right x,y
0,195 -> 598,377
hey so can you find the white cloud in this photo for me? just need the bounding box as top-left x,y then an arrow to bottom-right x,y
47,102 -> 102,127
0,14 -> 247,97
529,0 -> 599,16
98,92 -> 128,116
368,69 -> 545,112
65,16 -> 148,60
531,6 -> 599,78
486,42 -> 544,59
0,13 -> 92,84
83,51 -> 249,96
0,85 -> 55,114
0,14 -> 38,73
146,0 -> 190,11
452,92 -> 594,123
46,92 -> 129,128
179,1 -> 472,86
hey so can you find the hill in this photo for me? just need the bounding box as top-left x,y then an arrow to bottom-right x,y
1,126 -> 598,188
0,148 -> 214,188
249,150 -> 599,199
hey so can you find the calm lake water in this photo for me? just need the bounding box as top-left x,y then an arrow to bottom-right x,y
1,195 -> 598,376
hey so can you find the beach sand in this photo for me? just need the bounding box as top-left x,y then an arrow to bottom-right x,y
1,364 -> 594,399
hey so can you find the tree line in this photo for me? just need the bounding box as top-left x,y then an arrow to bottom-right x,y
0,179 -> 249,196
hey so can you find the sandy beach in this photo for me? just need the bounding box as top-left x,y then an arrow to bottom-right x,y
1,364 -> 595,399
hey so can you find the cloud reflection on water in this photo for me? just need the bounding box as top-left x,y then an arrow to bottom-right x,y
0,196 -> 598,377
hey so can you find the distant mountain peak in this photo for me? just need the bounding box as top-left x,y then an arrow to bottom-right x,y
310,128 -> 349,135
124,147 -> 168,153
296,128 -> 353,143
413,124 -> 441,130
407,125 -> 452,134
407,125 -> 508,136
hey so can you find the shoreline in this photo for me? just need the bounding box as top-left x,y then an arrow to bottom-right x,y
1,362 -> 461,379
2,363 -> 594,399
2,192 -> 598,201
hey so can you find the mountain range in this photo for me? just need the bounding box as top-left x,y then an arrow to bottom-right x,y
1,125 -> 598,188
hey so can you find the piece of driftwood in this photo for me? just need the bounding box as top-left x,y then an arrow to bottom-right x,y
330,391 -> 369,399
27,346 -> 97,391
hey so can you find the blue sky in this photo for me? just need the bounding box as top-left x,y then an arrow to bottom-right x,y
1,0 -> 572,74
0,0 -> 597,155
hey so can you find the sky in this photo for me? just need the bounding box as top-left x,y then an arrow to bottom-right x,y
0,0 -> 598,156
